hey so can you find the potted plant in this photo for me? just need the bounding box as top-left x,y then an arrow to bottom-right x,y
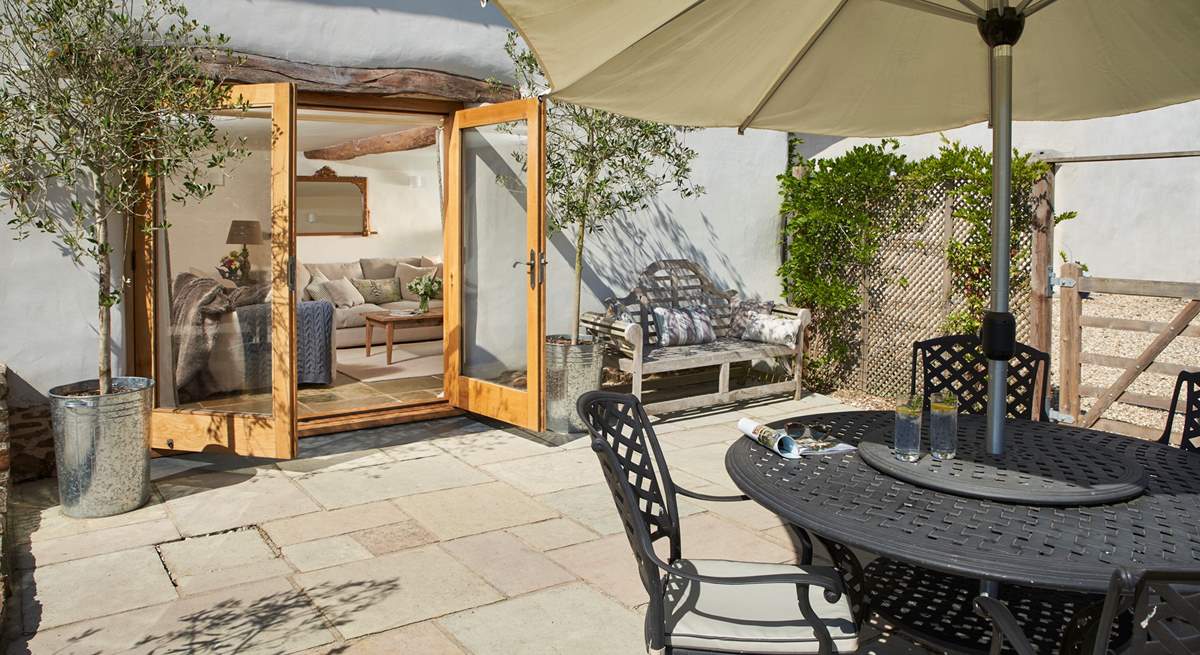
406,273 -> 442,314
499,33 -> 703,433
0,0 -> 247,517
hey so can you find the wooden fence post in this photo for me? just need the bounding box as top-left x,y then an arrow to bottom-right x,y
1059,262 -> 1082,421
1029,168 -> 1055,355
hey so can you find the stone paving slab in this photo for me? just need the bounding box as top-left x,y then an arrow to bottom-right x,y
159,529 -> 293,596
297,621 -> 467,655
12,576 -> 334,655
158,468 -> 321,537
293,544 -> 502,640
394,482 -> 557,540
261,500 -> 408,546
439,583 -> 644,655
283,535 -> 374,572
479,449 -> 602,495
506,518 -> 597,552
442,531 -> 574,597
12,517 -> 179,569
349,519 -> 438,556
19,546 -> 177,632
295,454 -> 490,509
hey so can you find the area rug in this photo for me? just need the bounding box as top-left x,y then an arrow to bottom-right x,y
337,340 -> 444,382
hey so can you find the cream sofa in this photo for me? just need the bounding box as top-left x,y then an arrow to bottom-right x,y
300,257 -> 443,349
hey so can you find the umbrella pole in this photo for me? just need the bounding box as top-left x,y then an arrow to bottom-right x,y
985,40 -> 1013,458
979,3 -> 1025,458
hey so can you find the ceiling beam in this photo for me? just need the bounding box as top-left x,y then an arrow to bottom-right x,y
303,126 -> 437,161
201,51 -> 515,103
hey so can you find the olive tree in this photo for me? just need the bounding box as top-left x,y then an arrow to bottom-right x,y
500,32 -> 703,343
0,0 -> 247,393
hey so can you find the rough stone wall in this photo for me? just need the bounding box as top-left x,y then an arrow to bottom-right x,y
7,406 -> 53,483
0,365 -> 11,628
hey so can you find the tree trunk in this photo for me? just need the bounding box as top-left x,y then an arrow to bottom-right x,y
570,216 -> 586,345
96,179 -> 112,395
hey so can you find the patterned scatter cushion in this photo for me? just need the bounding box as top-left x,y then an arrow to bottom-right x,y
320,277 -> 366,308
731,298 -> 775,335
741,312 -> 801,346
651,307 -> 716,347
305,270 -> 332,303
351,277 -> 402,304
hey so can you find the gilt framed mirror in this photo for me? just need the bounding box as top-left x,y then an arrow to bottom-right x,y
297,166 -> 370,236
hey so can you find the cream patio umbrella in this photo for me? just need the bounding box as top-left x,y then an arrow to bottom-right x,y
492,0 -> 1200,456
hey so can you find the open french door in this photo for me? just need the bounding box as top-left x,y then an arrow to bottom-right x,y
145,83 -> 298,458
444,99 -> 546,431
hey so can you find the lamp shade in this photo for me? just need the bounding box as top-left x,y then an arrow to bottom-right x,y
225,220 -> 265,245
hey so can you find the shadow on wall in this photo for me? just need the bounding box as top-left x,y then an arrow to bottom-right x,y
577,198 -> 752,303
289,0 -> 510,27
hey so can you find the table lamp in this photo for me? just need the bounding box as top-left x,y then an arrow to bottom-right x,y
225,220 -> 264,285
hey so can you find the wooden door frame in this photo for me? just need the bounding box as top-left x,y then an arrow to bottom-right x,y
444,99 -> 546,431
128,91 -> 472,445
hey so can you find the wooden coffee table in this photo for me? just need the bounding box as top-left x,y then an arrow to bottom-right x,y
364,308 -> 443,364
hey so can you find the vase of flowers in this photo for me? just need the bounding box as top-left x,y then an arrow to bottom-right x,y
217,249 -> 250,285
406,273 -> 442,314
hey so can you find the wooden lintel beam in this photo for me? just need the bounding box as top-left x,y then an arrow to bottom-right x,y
201,50 -> 516,103
304,126 -> 437,161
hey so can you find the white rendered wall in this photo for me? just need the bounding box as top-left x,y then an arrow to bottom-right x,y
797,100 -> 1200,282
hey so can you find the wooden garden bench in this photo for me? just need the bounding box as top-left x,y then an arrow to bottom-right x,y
580,259 -> 811,415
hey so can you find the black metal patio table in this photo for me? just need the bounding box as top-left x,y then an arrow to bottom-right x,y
724,410 -> 1200,651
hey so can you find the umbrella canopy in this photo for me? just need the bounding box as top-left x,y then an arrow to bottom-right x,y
494,0 -> 1200,136
494,0 -> 1200,459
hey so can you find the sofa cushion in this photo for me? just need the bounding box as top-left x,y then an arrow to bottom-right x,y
305,270 -> 333,303
334,303 -> 384,329
361,257 -> 421,279
396,263 -> 439,301
665,559 -> 857,654
351,277 -> 403,304
297,264 -> 313,301
307,261 -> 363,282
320,278 -> 365,308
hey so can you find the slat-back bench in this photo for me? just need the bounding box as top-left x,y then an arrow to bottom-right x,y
580,259 -> 812,415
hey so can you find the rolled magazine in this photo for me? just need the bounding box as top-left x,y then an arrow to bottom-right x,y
737,418 -> 855,459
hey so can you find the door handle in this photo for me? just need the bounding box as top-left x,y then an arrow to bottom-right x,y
514,252 -> 536,289
538,251 -> 547,287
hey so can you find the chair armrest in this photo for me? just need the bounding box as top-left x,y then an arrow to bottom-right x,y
675,485 -> 750,503
581,311 -> 641,355
973,596 -> 1038,655
657,556 -> 845,602
772,304 -> 813,326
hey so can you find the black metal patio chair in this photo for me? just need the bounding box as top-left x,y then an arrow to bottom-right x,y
911,334 -> 1051,421
1161,370 -> 1200,452
576,390 -> 859,655
975,567 -> 1200,655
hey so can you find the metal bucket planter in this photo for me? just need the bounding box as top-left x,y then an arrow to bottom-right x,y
48,377 -> 153,518
545,337 -> 603,434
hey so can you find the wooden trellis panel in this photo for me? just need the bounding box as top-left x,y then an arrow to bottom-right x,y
809,180 -> 1040,399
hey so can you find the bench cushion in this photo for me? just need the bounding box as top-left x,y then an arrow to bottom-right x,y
618,338 -> 796,374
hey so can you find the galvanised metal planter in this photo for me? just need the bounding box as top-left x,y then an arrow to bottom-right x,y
48,377 -> 153,518
545,337 -> 603,434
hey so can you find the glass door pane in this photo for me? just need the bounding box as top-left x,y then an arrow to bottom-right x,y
461,121 -> 530,390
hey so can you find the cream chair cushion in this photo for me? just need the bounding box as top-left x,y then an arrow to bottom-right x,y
665,559 -> 857,654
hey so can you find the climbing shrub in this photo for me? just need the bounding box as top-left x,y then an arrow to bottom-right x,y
779,137 -> 1076,391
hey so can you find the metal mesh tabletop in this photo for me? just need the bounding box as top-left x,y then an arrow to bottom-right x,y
725,410 -> 1200,594
857,418 -> 1147,506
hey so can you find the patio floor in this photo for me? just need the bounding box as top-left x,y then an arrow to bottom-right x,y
5,393 -> 932,654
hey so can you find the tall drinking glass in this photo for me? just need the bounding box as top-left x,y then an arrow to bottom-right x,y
930,390 -> 959,461
894,394 -> 922,462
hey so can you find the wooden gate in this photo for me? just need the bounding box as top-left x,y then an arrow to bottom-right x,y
1057,262 -> 1200,440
